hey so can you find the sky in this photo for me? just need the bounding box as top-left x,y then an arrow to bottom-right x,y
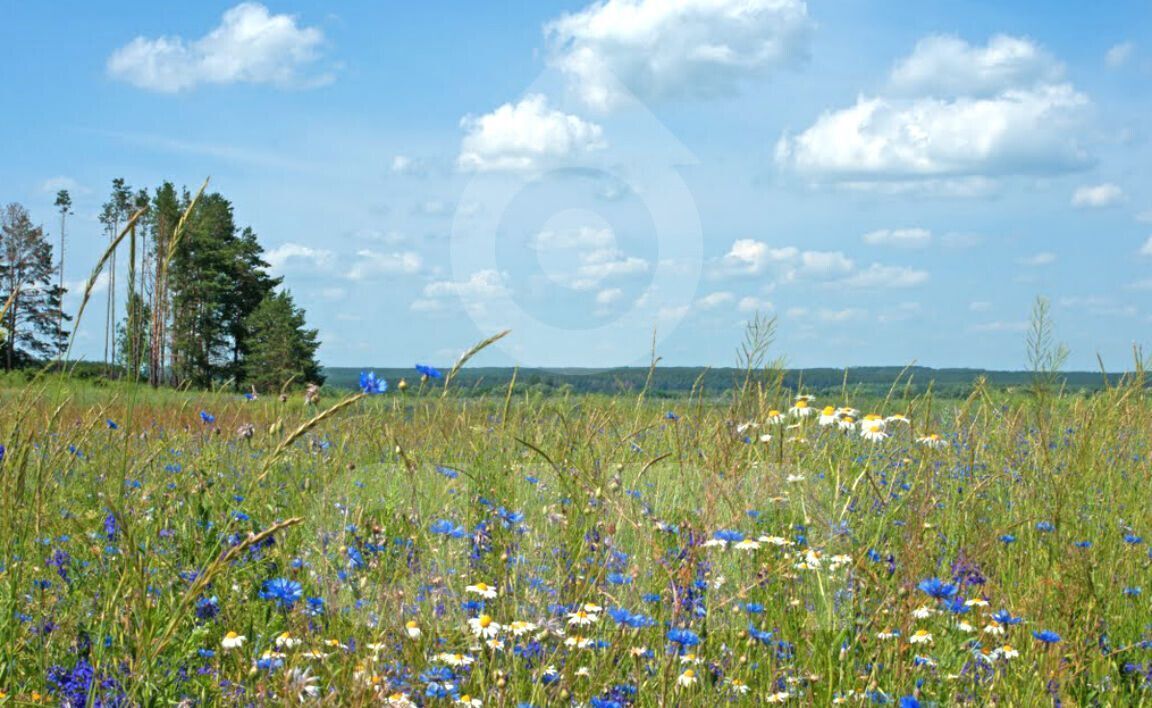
1,0 -> 1150,370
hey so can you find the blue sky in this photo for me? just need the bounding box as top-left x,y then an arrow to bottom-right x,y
2,1 -> 1150,370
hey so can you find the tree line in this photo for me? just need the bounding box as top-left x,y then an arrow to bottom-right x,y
1,180 -> 323,391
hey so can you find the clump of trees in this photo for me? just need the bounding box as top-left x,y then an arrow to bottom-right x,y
0,203 -> 69,368
1,179 -> 324,391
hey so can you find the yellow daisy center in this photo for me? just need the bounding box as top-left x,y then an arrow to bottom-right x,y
478,614 -> 493,628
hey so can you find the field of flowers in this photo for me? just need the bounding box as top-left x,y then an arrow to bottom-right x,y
1,367 -> 1150,706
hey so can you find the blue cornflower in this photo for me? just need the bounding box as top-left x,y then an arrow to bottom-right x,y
991,609 -> 1023,626
667,628 -> 700,647
713,529 -> 745,543
430,519 -> 467,538
259,578 -> 303,609
1074,540 -> 1092,548
1124,533 -> 1144,545
899,697 -> 921,708
435,465 -> 460,480
358,371 -> 387,395
199,411 -> 215,424
305,596 -> 325,616
606,572 -> 631,585
665,411 -> 680,421
106,419 -> 118,430
195,595 -> 220,621
1000,534 -> 1016,544
0,443 -> 5,463
415,364 -> 442,379
1036,521 -> 1055,533
1033,630 -> 1061,644
917,577 -> 957,600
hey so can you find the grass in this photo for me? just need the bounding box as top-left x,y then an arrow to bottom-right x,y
0,370 -> 1150,705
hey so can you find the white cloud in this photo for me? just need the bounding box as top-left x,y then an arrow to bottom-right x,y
1139,236 -> 1152,256
718,239 -> 798,275
424,270 -> 511,300
391,155 -> 428,176
889,34 -> 1063,97
346,250 -> 423,280
838,264 -> 929,288
737,295 -> 773,312
777,85 -> 1090,182
595,288 -> 623,305
265,243 -> 335,273
798,250 -> 854,277
716,239 -> 925,288
545,0 -> 811,110
1106,42 -> 1135,68
696,291 -> 734,309
569,249 -> 649,289
777,36 -> 1091,186
969,300 -> 992,312
107,3 -> 329,92
457,94 -> 605,172
1071,183 -> 1124,208
862,228 -> 931,249
531,226 -> 614,251
1018,252 -> 1056,266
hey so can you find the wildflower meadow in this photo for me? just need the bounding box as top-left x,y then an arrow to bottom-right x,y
2,347 -> 1151,706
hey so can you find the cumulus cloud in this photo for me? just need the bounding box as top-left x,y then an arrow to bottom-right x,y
716,239 -> 925,288
545,0 -> 811,110
346,250 -> 423,280
889,34 -> 1063,97
107,3 -> 329,92
696,291 -> 734,309
265,243 -> 336,276
595,288 -> 623,305
862,228 -> 931,249
423,270 -> 511,300
1140,236 -> 1152,256
391,155 -> 428,176
1071,183 -> 1124,208
1106,42 -> 1135,68
568,249 -> 649,289
531,226 -> 614,251
718,239 -> 799,275
737,295 -> 773,312
457,95 -> 605,172
777,35 -> 1092,187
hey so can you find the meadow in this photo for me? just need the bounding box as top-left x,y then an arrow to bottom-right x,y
1,361 -> 1151,706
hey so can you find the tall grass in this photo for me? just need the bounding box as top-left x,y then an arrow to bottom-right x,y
0,359 -> 1149,704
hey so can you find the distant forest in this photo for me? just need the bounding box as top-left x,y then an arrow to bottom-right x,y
323,365 -> 1128,398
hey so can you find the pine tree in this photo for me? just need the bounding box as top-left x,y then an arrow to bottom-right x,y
243,289 -> 323,392
0,203 -> 69,369
116,291 -> 150,380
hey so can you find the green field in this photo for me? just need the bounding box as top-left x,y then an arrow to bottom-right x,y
1,369 -> 1150,706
